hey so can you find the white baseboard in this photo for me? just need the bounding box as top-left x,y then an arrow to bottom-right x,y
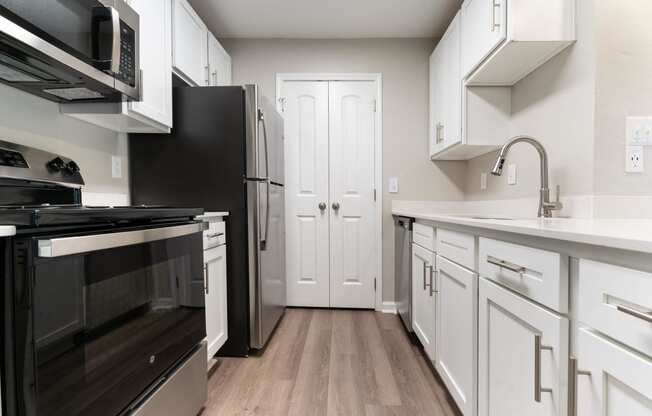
378,301 -> 398,314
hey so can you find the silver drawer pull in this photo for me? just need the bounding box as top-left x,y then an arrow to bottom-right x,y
206,232 -> 224,239
534,334 -> 553,402
568,357 -> 591,416
423,264 -> 433,291
487,255 -> 527,274
616,304 -> 652,324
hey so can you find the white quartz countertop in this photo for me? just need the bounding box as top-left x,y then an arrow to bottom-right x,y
392,209 -> 652,254
0,226 -> 16,237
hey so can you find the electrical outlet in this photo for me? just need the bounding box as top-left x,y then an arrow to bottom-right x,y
111,156 -> 122,178
388,177 -> 399,193
507,164 -> 517,185
626,146 -> 644,173
480,173 -> 487,190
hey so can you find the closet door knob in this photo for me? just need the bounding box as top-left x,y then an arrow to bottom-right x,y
318,202 -> 327,211
332,202 -> 341,211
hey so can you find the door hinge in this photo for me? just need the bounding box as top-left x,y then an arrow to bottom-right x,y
278,97 -> 287,113
374,278 -> 377,292
373,99 -> 377,113
373,188 -> 377,202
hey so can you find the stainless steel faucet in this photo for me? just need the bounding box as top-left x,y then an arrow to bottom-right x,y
491,136 -> 563,218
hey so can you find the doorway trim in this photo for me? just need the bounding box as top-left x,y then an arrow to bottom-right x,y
276,73 -> 384,312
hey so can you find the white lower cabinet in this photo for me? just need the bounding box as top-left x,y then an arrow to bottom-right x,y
575,328 -> 652,416
204,244 -> 228,361
435,256 -> 477,416
478,277 -> 568,416
412,242 -> 436,360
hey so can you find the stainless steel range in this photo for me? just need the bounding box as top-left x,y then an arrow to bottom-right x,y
0,141 -> 207,416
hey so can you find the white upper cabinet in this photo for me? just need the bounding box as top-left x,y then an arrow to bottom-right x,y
172,0 -> 209,86
61,0 -> 173,133
429,11 -> 462,158
461,0 -> 576,86
208,33 -> 232,86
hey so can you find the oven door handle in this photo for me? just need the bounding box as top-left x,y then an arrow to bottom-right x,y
37,223 -> 207,258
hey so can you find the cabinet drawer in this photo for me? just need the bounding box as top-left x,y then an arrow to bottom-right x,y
579,260 -> 652,357
204,220 -> 225,249
437,229 -> 476,271
479,238 -> 568,313
413,222 -> 436,252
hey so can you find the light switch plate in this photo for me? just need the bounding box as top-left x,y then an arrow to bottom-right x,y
388,177 -> 399,193
480,173 -> 487,190
626,146 -> 644,173
111,156 -> 122,178
626,117 -> 652,146
507,164 -> 517,185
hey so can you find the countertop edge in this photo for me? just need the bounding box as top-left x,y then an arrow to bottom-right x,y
392,210 -> 652,255
0,226 -> 16,237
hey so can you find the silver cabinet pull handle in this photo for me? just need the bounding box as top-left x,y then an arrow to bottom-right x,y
204,264 -> 209,295
616,304 -> 652,324
491,0 -> 501,32
206,232 -> 224,239
568,357 -> 591,416
435,122 -> 444,144
429,268 -> 437,297
534,334 -> 553,402
487,255 -> 527,274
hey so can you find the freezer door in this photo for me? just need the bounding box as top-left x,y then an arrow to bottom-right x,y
248,181 -> 286,349
244,85 -> 285,184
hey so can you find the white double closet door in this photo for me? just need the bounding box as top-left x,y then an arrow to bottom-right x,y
281,80 -> 377,309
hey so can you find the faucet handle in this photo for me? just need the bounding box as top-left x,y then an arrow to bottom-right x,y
553,185 -> 564,211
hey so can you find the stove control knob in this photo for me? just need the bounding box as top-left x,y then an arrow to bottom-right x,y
65,160 -> 80,175
47,157 -> 66,172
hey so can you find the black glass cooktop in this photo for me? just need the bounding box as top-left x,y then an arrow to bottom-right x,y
0,205 -> 204,227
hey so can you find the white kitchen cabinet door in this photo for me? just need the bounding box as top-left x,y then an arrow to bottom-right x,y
576,328 -> 652,416
328,81 -> 377,309
478,278 -> 569,416
205,245 -> 228,361
283,81 -> 330,308
208,33 -> 232,86
436,256 -> 477,416
412,243 -> 436,360
430,11 -> 462,158
460,0 -> 506,80
61,0 -> 172,133
172,0 -> 208,86
129,0 -> 173,128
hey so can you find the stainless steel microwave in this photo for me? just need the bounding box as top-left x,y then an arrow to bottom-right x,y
0,0 -> 140,103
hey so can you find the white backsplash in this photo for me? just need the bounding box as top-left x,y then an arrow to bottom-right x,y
82,192 -> 130,207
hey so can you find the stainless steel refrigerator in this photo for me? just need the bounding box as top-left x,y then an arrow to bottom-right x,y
129,84 -> 286,356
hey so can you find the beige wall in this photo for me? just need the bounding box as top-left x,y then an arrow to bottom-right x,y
594,0 -> 652,196
0,83 -> 129,197
464,0 -> 597,201
221,38 -> 466,302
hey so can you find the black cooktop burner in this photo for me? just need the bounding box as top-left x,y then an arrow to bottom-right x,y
0,205 -> 204,227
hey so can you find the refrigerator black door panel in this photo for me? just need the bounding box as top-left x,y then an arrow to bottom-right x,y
250,182 -> 286,349
130,86 -> 252,357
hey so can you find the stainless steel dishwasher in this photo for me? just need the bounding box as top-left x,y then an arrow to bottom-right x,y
395,216 -> 414,332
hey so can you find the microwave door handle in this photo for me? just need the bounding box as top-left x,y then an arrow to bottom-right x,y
37,223 -> 206,258
109,6 -> 121,74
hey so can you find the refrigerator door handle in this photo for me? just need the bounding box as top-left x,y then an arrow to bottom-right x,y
258,109 -> 271,251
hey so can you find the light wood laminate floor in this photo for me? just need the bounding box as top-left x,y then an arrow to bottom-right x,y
203,308 -> 461,416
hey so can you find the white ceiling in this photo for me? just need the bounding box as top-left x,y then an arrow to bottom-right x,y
188,0 -> 461,39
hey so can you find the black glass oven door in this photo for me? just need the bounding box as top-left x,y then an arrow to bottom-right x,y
15,224 -> 205,416
0,0 -> 120,71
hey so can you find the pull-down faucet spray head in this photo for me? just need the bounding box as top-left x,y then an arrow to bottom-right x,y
491,156 -> 506,176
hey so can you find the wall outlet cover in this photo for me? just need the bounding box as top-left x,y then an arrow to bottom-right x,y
480,173 -> 488,190
388,177 -> 399,193
507,164 -> 517,185
626,146 -> 644,173
626,116 -> 652,146
111,156 -> 123,178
